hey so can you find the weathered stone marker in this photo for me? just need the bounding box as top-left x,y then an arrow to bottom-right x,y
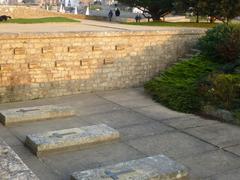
16,108 -> 40,113
25,124 -> 120,156
0,105 -> 75,126
0,138 -> 39,180
71,155 -> 189,180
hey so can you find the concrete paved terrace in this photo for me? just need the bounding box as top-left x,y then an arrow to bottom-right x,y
0,19 -> 204,33
1,88 -> 240,179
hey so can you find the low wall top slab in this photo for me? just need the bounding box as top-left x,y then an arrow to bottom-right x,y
71,154 -> 188,180
0,105 -> 75,126
0,29 -> 206,39
0,138 -> 39,180
25,124 -> 120,156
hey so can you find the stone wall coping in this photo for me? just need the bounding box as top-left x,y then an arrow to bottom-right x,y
0,29 -> 206,40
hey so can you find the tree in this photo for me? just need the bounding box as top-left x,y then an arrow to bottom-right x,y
118,0 -> 174,21
217,0 -> 240,23
174,0 -> 204,23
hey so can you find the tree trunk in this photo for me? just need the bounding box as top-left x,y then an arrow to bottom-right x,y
151,14 -> 161,22
210,16 -> 214,23
196,10 -> 199,23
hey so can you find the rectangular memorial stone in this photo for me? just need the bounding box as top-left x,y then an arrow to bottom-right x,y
0,105 -> 75,126
71,155 -> 189,180
0,139 -> 39,180
25,124 -> 120,156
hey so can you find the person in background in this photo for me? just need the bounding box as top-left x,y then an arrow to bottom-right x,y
135,14 -> 142,22
108,10 -> 113,22
115,8 -> 120,17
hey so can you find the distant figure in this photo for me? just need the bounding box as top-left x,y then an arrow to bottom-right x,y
0,15 -> 11,22
135,14 -> 142,22
86,6 -> 90,15
115,8 -> 120,17
108,10 -> 113,22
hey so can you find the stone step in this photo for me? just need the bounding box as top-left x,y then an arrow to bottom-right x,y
71,155 -> 188,180
0,105 -> 75,126
25,124 -> 120,156
0,138 -> 39,180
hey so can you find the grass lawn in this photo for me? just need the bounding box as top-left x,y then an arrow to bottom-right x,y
0,17 -> 80,24
126,22 -> 218,28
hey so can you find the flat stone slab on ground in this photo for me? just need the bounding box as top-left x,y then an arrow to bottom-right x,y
0,105 -> 75,126
71,154 -> 188,180
0,138 -> 39,180
25,124 -> 120,156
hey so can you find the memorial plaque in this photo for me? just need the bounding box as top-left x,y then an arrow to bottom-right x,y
68,46 -> 84,53
0,139 -> 39,180
41,47 -> 53,54
71,155 -> 189,180
92,45 -> 102,51
28,62 -> 41,69
115,44 -> 132,51
103,58 -> 114,65
0,105 -> 75,126
14,47 -> 25,55
0,64 -> 12,71
25,124 -> 120,156
115,45 -> 126,51
55,60 -> 66,67
80,60 -> 89,66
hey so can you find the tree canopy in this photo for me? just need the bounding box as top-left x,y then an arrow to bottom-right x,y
118,0 -> 174,21
118,0 -> 240,22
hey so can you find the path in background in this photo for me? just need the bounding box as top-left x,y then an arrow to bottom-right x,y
0,19 -> 204,33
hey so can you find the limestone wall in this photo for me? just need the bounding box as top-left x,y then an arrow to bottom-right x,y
0,30 -> 204,103
0,6 -> 59,18
0,5 -> 104,20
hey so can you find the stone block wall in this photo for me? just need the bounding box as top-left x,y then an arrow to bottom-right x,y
0,5 -> 101,20
0,6 -> 59,18
0,30 -> 204,103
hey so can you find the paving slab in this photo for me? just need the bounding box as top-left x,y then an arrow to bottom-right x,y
25,124 -> 120,156
71,155 -> 189,180
84,109 -> 153,128
97,88 -> 148,102
112,98 -> 159,109
118,122 -> 174,141
162,115 -> 218,129
126,132 -> 216,160
184,123 -> 240,148
42,142 -> 144,179
0,105 -> 75,126
209,168 -> 240,180
1,88 -> 240,179
0,139 -> 39,180
73,102 -> 124,117
134,105 -> 188,121
179,150 -> 240,179
225,144 -> 240,156
98,88 -> 157,108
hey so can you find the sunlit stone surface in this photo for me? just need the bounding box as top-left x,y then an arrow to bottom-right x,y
25,124 -> 120,156
71,155 -> 189,180
0,105 -> 75,126
0,139 -> 39,180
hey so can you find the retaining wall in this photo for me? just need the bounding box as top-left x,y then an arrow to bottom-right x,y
0,30 -> 204,103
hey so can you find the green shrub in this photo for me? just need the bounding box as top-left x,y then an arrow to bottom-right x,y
144,56 -> 219,113
234,110 -> 240,122
198,24 -> 240,63
201,73 -> 240,109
